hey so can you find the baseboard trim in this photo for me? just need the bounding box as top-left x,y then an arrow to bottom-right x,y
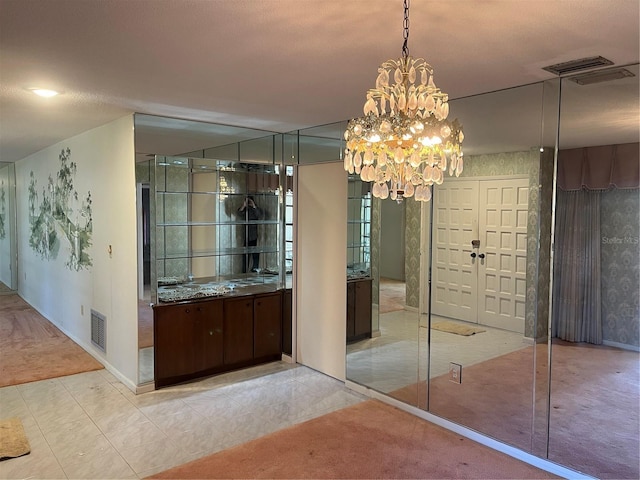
345,380 -> 595,480
603,340 -> 640,352
19,294 -> 139,394
64,330 -> 139,394
135,382 -> 155,394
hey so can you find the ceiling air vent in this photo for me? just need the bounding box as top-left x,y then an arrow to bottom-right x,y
569,67 -> 635,86
542,56 -> 613,76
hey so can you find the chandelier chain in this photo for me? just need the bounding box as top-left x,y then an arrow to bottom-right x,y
402,0 -> 410,58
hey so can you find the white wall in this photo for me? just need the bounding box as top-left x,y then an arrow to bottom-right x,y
15,115 -> 139,389
296,162 -> 347,380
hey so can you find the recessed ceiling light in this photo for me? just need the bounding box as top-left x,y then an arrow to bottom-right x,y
27,88 -> 61,98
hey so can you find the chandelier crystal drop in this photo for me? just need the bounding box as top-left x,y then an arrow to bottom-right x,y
343,0 -> 464,202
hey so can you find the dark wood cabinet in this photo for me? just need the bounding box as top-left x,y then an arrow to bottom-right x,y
254,292 -> 282,359
198,300 -> 224,371
154,303 -> 198,380
282,288 -> 292,355
154,290 -> 285,388
223,296 -> 254,365
347,278 -> 372,343
347,281 -> 356,339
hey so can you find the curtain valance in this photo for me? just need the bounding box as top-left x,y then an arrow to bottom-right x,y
557,142 -> 639,191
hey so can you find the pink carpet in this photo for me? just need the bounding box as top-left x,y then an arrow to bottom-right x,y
150,400 -> 558,479
392,341 -> 639,479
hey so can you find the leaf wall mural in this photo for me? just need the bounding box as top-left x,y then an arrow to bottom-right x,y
28,148 -> 93,271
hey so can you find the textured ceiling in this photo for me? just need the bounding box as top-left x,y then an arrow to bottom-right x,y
1,0 -> 638,162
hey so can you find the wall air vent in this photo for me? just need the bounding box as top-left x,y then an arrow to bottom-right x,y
569,67 -> 635,86
542,56 -> 614,76
91,309 -> 106,352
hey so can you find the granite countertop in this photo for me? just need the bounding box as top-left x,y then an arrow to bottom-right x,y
347,269 -> 371,280
156,273 -> 289,304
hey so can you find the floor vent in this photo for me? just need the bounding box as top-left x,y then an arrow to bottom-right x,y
542,56 -> 613,76
91,309 -> 106,352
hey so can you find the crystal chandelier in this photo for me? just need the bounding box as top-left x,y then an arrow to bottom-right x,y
343,0 -> 464,202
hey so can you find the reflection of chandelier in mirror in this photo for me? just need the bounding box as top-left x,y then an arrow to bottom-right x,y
218,175 -> 235,201
343,0 -> 464,202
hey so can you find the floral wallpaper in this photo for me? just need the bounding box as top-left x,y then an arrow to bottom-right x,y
404,199 -> 421,308
535,151 -> 554,341
27,148 -> 93,271
600,188 -> 640,346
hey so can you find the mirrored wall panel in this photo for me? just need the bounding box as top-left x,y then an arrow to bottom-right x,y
426,80 -> 557,454
345,79 -> 560,454
134,114 -> 287,386
548,64 -> 639,479
0,162 -> 17,293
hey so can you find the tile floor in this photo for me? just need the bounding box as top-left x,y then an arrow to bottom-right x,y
347,310 -> 529,393
0,362 -> 366,479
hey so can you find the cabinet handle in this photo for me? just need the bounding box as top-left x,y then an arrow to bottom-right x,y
209,330 -> 213,336
470,252 -> 476,258
185,308 -> 190,313
478,253 -> 486,259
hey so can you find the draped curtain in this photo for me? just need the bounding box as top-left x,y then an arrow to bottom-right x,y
552,190 -> 602,344
552,142 -> 638,344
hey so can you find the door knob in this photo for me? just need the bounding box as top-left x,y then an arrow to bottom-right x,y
470,252 -> 477,258
478,253 -> 485,259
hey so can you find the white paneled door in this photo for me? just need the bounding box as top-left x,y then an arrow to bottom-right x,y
433,180 -> 478,323
432,178 -> 528,334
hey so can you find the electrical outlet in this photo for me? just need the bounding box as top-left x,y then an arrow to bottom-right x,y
449,362 -> 462,384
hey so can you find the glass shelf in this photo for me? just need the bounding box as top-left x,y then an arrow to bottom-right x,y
157,245 -> 280,259
153,155 -> 289,303
157,220 -> 280,227
347,176 -> 372,280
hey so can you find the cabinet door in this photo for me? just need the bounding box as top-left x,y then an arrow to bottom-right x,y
354,279 -> 372,337
223,297 -> 254,365
346,282 -> 356,339
154,304 -> 197,380
194,299 -> 224,371
254,292 -> 282,358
